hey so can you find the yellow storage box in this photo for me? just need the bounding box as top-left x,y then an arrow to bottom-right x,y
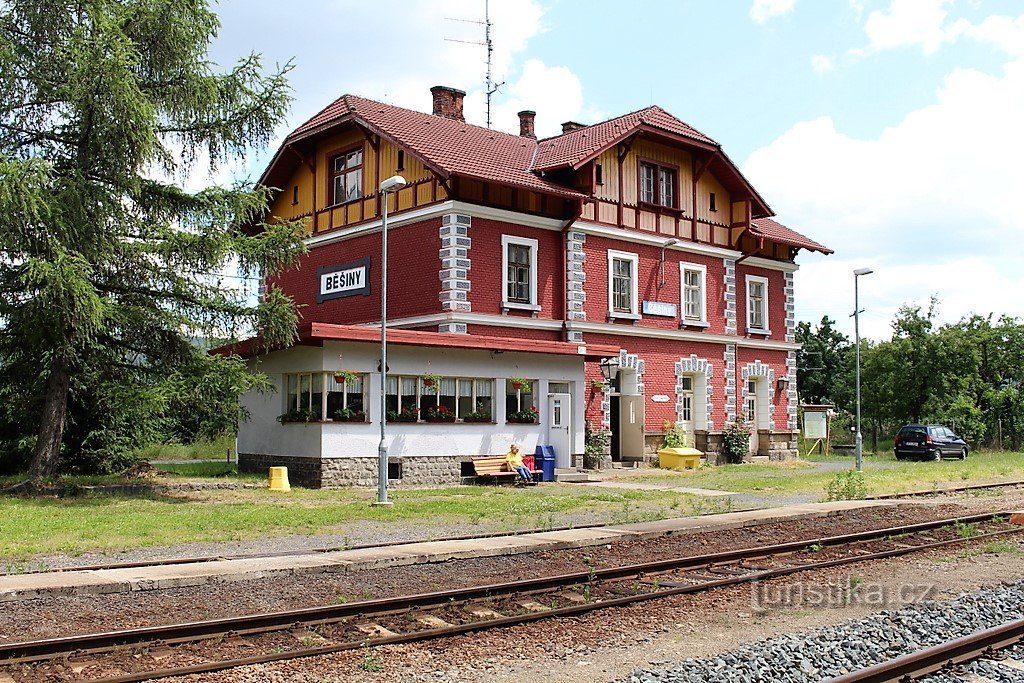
268,466 -> 291,492
657,447 -> 704,471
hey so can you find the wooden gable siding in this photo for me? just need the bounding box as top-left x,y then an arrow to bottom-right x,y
580,139 -> 736,250
268,130 -> 447,235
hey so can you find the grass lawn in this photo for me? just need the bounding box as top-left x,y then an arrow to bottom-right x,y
634,450 -> 1024,497
134,433 -> 236,461
0,484 -> 698,561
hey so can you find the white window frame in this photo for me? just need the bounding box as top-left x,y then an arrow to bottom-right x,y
745,274 -> 770,334
679,262 -> 708,327
501,235 -> 540,312
284,372 -> 368,422
607,249 -> 640,320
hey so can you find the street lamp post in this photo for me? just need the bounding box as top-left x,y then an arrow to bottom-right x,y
375,175 -> 407,506
853,267 -> 873,472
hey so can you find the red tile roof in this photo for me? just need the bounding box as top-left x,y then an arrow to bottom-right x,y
750,217 -> 833,254
533,106 -> 717,170
212,322 -> 621,360
264,94 -> 827,256
287,95 -> 585,199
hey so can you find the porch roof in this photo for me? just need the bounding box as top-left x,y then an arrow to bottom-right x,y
213,322 -> 621,361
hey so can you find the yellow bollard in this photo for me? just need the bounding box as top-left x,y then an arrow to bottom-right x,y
268,466 -> 290,492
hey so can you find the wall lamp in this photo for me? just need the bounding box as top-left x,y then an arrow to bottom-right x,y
599,357 -> 620,382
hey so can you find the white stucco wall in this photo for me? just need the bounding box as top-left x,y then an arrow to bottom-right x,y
238,340 -> 586,465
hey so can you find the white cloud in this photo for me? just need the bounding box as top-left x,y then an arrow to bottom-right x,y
863,0 -> 962,55
811,54 -> 835,74
857,1 -> 1024,57
964,13 -> 1024,56
744,55 -> 1024,340
750,0 -> 796,24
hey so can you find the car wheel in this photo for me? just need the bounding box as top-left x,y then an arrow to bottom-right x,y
960,447 -> 968,460
895,453 -> 904,461
932,448 -> 943,462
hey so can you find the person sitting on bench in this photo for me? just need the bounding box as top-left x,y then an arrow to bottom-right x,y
505,443 -> 533,484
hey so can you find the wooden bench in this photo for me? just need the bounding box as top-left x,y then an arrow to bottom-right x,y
471,456 -> 542,484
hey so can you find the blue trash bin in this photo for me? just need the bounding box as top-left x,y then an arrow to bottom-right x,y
534,445 -> 556,482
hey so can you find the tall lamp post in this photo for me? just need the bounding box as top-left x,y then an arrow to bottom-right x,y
375,175 -> 407,506
853,267 -> 874,472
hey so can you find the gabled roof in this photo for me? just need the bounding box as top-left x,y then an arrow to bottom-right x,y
531,105 -> 772,217
750,217 -> 833,255
259,92 -> 827,254
533,105 -> 717,170
278,95 -> 585,200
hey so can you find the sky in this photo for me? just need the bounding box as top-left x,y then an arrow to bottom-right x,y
202,0 -> 1024,341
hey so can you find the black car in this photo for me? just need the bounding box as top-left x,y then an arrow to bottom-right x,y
894,424 -> 968,461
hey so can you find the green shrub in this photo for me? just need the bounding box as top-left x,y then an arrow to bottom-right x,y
721,420 -> 751,464
584,422 -> 610,456
825,469 -> 867,501
662,421 -> 690,449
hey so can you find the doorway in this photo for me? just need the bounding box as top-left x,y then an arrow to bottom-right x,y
547,392 -> 572,468
610,367 -> 644,462
745,379 -> 758,455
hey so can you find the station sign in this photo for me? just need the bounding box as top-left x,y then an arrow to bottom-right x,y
642,300 -> 677,317
317,257 -> 371,303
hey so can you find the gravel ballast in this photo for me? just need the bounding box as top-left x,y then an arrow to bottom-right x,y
619,580 -> 1024,683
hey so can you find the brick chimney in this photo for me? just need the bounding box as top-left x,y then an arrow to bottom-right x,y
561,121 -> 585,133
430,86 -> 465,122
518,110 -> 536,139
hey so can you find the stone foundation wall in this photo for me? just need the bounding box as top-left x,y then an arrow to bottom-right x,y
239,453 -> 324,488
761,430 -> 799,460
696,431 -> 727,465
239,453 -> 465,488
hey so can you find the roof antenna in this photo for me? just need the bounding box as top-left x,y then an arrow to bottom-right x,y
445,0 -> 503,128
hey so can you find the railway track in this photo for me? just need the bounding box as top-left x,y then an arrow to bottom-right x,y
2,511 -> 1021,683
827,616 -> 1024,682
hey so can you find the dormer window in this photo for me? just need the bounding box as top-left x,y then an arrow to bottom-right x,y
329,147 -> 363,205
639,161 -> 677,208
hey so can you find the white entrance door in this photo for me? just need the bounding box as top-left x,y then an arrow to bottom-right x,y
745,379 -> 759,455
547,393 -> 572,468
678,376 -> 694,435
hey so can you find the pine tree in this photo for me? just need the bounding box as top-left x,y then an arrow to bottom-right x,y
0,0 -> 305,481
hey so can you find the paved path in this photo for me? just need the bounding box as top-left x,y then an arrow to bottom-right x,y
568,480 -> 739,497
0,500 -> 907,602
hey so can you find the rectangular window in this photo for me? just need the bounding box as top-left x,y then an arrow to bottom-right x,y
329,147 -> 363,205
386,375 -> 494,422
595,163 -> 604,186
639,163 -> 656,204
639,161 -> 678,208
507,244 -> 531,303
326,374 -> 365,420
501,235 -> 539,309
505,379 -> 537,423
680,263 -> 707,324
285,372 -> 366,422
292,185 -> 299,205
709,192 -> 717,212
746,275 -> 769,332
608,250 -> 639,317
659,167 -> 676,208
396,149 -> 405,170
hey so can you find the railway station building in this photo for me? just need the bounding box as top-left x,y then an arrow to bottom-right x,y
227,86 -> 831,487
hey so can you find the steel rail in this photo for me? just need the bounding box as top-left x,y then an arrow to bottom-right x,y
1,512 -> 1019,683
81,525 -> 1024,683
826,617 -> 1024,682
0,510 -> 1007,663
